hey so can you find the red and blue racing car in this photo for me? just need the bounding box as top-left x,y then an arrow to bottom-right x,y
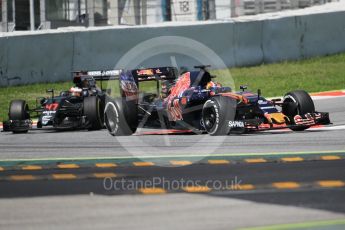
104,66 -> 330,136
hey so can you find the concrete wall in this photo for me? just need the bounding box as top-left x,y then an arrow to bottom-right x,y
0,10 -> 345,86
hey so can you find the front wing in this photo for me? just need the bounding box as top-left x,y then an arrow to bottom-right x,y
243,112 -> 330,132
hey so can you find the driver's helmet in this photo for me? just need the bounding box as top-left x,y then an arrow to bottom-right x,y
206,81 -> 222,90
161,80 -> 174,98
69,87 -> 82,97
81,79 -> 89,88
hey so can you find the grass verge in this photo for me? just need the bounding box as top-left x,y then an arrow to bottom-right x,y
1,53 -> 345,122
214,52 -> 345,96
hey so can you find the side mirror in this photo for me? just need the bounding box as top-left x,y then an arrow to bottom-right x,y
271,98 -> 281,105
240,85 -> 248,91
40,97 -> 47,105
194,65 -> 211,70
36,97 -> 46,107
46,89 -> 54,99
257,89 -> 262,102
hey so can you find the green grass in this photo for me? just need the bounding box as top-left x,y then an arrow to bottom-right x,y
1,53 -> 345,122
213,53 -> 345,97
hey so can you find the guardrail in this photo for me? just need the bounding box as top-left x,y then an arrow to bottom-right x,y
0,8 -> 344,86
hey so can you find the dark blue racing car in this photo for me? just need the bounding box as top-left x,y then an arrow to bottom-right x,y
2,70 -> 117,133
104,66 -> 330,136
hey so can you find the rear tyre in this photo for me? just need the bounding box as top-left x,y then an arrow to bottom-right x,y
202,96 -> 236,136
9,100 -> 30,134
104,98 -> 138,136
282,90 -> 315,131
83,96 -> 104,130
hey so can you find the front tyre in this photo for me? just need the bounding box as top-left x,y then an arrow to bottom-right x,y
9,100 -> 30,134
9,100 -> 30,120
282,90 -> 315,131
202,96 -> 236,136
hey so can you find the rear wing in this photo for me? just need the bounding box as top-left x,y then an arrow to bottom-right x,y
72,67 -> 177,82
131,67 -> 178,82
72,67 -> 177,95
72,70 -> 122,81
72,70 -> 122,92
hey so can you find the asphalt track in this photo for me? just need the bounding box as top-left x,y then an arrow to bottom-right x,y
0,159 -> 345,230
0,96 -> 344,230
0,96 -> 344,159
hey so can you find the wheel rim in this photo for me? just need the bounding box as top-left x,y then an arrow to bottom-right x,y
203,106 -> 217,132
283,97 -> 298,117
104,102 -> 118,134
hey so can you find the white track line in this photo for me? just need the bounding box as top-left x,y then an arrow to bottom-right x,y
309,125 -> 345,131
311,95 -> 345,100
